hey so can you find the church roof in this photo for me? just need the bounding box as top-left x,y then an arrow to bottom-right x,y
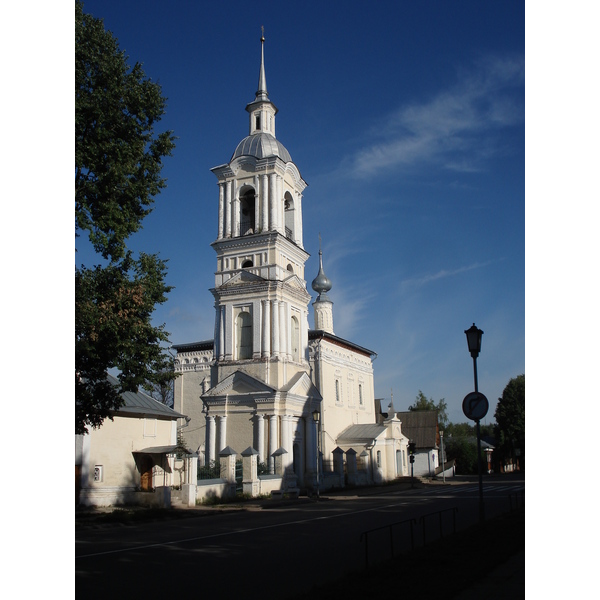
172,339 -> 214,352
337,423 -> 387,444
231,132 -> 292,163
396,411 -> 439,449
308,329 -> 377,358
107,373 -> 184,420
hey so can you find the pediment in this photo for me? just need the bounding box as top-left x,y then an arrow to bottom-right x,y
219,270 -> 265,289
203,370 -> 276,398
281,371 -> 322,400
283,274 -> 308,290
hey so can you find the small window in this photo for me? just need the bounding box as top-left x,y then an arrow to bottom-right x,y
335,380 -> 341,404
376,451 -> 381,468
287,264 -> 294,273
255,114 -> 261,130
242,260 -> 253,268
94,465 -> 103,482
359,384 -> 363,405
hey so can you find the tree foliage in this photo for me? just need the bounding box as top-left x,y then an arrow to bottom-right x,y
444,437 -> 480,475
494,374 -> 525,467
408,390 -> 449,428
141,356 -> 176,408
75,1 -> 176,434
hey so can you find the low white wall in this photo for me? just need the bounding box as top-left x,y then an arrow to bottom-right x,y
258,475 -> 283,495
78,486 -> 171,508
196,479 -> 235,503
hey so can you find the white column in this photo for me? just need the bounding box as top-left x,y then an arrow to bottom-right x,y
305,415 -> 316,476
213,303 -> 220,359
218,182 -> 225,239
261,299 -> 271,358
232,194 -> 240,238
225,181 -> 232,237
219,306 -> 225,360
256,413 -> 265,464
207,416 -> 216,464
269,415 -> 279,474
254,176 -> 260,231
218,415 -> 227,453
260,174 -> 268,232
224,305 -> 233,360
279,301 -> 288,360
272,300 -> 280,357
295,192 -> 303,247
277,176 -> 284,234
269,173 -> 277,232
282,415 -> 293,472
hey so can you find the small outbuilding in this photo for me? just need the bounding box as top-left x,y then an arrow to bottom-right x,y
394,411 -> 440,478
76,375 -> 185,507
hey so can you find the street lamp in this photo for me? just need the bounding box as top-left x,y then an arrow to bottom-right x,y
312,409 -> 320,499
440,431 -> 445,484
465,323 -> 483,391
464,323 -> 486,525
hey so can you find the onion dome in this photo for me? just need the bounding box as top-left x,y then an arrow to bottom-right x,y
311,238 -> 332,299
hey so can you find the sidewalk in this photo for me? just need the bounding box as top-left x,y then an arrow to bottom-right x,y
452,549 -> 525,599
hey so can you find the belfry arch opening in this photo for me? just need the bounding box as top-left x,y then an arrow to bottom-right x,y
284,192 -> 295,241
240,188 -> 256,236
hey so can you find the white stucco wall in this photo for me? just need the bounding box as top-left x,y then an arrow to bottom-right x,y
310,338 -> 376,461
78,414 -> 177,506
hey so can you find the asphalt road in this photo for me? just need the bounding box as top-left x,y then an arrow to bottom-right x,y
76,477 -> 524,599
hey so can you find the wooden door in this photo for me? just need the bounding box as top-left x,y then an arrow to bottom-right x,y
140,456 -> 153,491
75,465 -> 81,504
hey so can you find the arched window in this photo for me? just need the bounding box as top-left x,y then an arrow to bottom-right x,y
240,189 -> 256,236
242,260 -> 253,268
291,315 -> 299,362
236,311 -> 253,360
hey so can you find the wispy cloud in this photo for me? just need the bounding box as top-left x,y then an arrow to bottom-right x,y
400,261 -> 492,291
346,55 -> 524,178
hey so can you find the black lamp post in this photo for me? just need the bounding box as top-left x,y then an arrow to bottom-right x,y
464,323 -> 485,525
312,409 -> 320,499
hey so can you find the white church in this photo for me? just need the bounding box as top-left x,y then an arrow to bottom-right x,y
172,35 -> 414,493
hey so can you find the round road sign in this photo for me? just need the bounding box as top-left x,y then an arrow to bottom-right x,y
462,391 -> 489,422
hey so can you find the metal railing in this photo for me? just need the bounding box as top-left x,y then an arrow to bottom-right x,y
359,506 -> 458,568
509,489 -> 525,511
359,518 -> 417,568
197,461 -> 220,480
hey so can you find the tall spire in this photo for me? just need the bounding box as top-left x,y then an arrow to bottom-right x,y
246,28 -> 278,136
256,27 -> 268,101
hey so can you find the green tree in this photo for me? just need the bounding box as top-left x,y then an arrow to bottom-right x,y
445,422 -> 475,438
494,374 -> 525,469
408,390 -> 449,429
444,437 -> 480,475
75,2 -> 176,434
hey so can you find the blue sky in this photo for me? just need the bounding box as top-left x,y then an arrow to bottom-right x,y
74,0 -> 525,425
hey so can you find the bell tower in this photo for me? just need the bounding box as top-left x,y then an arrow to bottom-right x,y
209,33 -> 311,390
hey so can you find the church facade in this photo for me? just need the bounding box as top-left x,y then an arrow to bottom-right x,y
173,35 -> 410,492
